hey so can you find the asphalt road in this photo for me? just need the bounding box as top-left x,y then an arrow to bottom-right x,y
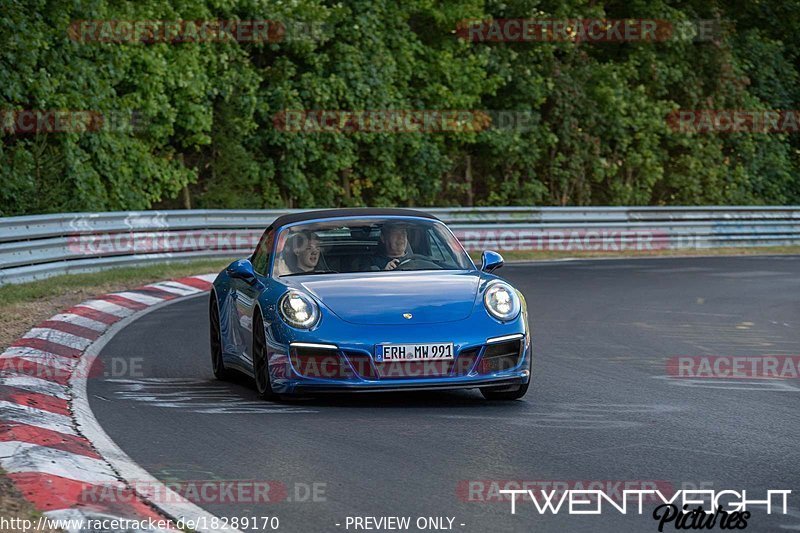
88,256 -> 800,533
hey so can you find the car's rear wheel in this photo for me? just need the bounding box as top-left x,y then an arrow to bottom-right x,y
253,313 -> 278,400
209,295 -> 231,380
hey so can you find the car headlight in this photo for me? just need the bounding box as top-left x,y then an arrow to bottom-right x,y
483,281 -> 521,321
278,291 -> 320,329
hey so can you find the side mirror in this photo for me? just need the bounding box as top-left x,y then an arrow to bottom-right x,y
480,250 -> 504,273
226,259 -> 257,284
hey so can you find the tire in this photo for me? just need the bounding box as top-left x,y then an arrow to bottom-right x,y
480,352 -> 531,401
252,313 -> 279,400
480,380 -> 529,401
209,295 -> 232,381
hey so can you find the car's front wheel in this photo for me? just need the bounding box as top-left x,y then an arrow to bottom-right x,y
480,380 -> 529,401
209,295 -> 231,381
480,353 -> 531,401
252,313 -> 278,400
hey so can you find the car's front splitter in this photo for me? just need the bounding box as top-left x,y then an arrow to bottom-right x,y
287,372 -> 529,394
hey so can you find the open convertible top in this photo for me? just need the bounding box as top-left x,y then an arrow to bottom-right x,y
268,208 -> 440,230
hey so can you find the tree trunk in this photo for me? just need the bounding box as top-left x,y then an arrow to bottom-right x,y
341,168 -> 352,203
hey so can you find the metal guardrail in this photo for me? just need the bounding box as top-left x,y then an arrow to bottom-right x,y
1,207 -> 799,285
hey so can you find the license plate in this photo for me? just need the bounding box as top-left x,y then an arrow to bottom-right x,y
375,342 -> 454,362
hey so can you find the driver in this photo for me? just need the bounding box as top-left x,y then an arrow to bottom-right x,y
371,223 -> 412,271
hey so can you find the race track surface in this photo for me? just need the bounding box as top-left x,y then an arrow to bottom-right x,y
88,256 -> 800,532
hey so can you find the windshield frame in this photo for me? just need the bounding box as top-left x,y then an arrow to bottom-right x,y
268,215 -> 476,277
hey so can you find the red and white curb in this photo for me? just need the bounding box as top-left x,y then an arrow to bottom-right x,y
0,274 -> 240,533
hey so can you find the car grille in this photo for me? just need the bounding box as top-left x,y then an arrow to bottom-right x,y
373,359 -> 454,379
344,346 -> 481,379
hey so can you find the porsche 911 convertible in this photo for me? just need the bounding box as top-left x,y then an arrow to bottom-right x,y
209,208 -> 531,400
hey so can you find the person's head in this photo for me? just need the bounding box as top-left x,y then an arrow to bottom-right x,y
381,223 -> 408,258
290,231 -> 320,271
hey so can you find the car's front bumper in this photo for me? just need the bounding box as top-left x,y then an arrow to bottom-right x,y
265,329 -> 531,395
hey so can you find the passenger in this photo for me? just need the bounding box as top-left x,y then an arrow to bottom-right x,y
276,231 -> 322,275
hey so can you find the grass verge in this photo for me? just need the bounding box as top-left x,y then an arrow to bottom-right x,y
0,467 -> 60,532
0,258 -> 232,350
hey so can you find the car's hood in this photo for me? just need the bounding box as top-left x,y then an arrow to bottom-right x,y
291,271 -> 480,325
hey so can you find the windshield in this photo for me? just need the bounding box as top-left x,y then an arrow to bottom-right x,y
272,217 -> 473,276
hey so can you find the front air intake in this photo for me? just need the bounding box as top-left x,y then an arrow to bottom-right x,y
290,346 -> 351,379
478,339 -> 523,374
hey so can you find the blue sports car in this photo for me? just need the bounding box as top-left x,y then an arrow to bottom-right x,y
209,208 -> 531,400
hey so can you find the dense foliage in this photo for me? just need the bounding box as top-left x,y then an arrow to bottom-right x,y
1,0 -> 798,215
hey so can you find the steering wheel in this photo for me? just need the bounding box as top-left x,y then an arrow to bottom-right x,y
394,255 -> 442,270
